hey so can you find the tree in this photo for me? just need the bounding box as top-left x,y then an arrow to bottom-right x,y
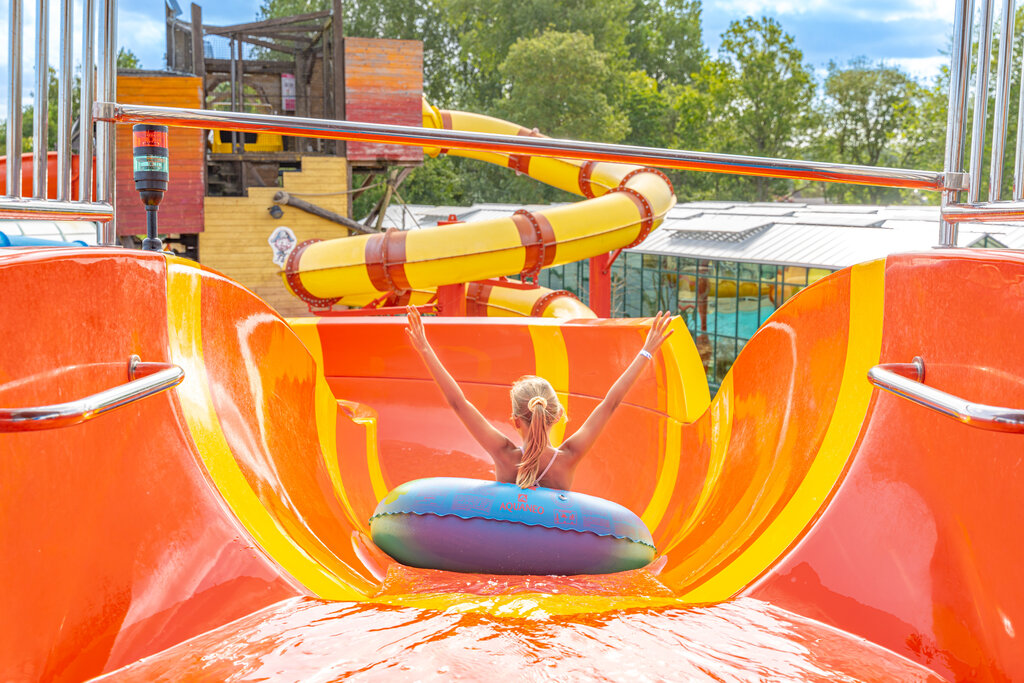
626,0 -> 705,86
819,58 -> 916,203
446,0 -> 633,106
709,17 -> 816,199
117,48 -> 142,69
496,30 -> 629,142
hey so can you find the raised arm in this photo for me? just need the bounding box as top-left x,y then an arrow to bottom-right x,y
559,312 -> 674,462
405,307 -> 516,459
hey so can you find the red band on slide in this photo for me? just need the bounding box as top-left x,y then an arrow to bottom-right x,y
530,289 -> 579,317
285,239 -> 341,308
511,210 -> 557,280
365,229 -> 411,293
466,281 -> 494,316
578,160 -> 600,198
610,187 -> 655,248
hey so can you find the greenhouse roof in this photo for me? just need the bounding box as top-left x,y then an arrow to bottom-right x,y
379,201 -> 1024,270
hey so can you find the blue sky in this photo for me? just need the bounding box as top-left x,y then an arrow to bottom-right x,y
1,0 -> 953,117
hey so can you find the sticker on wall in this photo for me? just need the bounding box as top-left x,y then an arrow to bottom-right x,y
269,226 -> 297,267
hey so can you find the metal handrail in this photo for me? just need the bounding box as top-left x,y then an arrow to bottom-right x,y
93,102 -> 956,192
0,356 -> 184,432
0,198 -> 114,221
867,357 -> 1024,433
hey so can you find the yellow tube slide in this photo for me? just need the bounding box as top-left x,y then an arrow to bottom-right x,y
283,101 -> 676,309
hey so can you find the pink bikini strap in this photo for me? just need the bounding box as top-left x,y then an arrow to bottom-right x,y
536,449 -> 560,483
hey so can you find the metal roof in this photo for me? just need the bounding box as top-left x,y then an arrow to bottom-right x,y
376,201 -> 1024,270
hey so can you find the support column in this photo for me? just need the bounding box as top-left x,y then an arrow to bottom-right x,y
589,252 -> 612,318
436,283 -> 466,316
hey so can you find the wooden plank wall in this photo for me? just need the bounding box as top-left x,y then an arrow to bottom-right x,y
202,157 -> 349,317
344,38 -> 423,163
115,73 -> 205,235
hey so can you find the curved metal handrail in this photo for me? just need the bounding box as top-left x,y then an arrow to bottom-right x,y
0,356 -> 184,432
867,357 -> 1024,433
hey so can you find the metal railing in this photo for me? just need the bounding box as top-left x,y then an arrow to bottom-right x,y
938,0 -> 1024,233
0,356 -> 185,432
90,102 -> 956,194
868,358 -> 1024,433
2,0 -> 116,239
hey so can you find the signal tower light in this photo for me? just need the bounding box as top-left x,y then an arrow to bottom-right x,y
132,124 -> 170,251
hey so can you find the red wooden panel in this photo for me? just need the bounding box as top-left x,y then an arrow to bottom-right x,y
344,38 -> 423,163
115,74 -> 205,235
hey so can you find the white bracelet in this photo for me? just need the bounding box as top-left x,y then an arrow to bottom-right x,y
638,349 -> 653,360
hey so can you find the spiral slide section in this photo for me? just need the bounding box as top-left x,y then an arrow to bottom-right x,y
282,101 -> 676,313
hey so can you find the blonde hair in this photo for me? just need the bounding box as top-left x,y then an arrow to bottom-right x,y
510,375 -> 562,488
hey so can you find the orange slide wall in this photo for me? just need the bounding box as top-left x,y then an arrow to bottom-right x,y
1,247 -> 1023,680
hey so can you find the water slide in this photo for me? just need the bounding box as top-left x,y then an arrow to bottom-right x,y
282,101 -> 676,316
3,244 -> 1022,680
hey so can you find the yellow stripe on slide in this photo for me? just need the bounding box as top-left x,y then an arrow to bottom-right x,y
528,322 -> 569,446
662,372 -> 735,556
680,259 -> 885,602
641,417 -> 681,530
289,319 -> 377,527
166,261 -> 362,600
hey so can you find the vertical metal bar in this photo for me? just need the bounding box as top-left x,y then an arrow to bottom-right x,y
969,0 -> 995,204
1015,31 -> 1024,197
79,0 -> 96,203
230,36 -> 239,153
989,0 -> 1015,201
6,0 -> 24,197
56,0 -> 74,201
95,0 -> 117,244
941,0 -> 976,247
33,0 -> 50,199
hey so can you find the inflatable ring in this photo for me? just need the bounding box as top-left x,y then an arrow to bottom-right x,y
370,477 -> 656,575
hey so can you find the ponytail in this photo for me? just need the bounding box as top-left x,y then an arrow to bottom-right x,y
517,396 -> 551,488
510,376 -> 562,488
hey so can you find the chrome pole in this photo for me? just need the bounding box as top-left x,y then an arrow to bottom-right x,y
230,36 -> 239,153
941,0 -> 976,246
989,0 -> 1015,201
78,0 -> 96,203
56,0 -> 74,201
95,0 -> 117,244
32,0 -> 49,199
6,0 -> 24,197
1015,30 -> 1024,198
969,0 -> 995,204
95,102 -> 952,192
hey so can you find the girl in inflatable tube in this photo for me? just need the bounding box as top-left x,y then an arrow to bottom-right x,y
405,307 -> 674,491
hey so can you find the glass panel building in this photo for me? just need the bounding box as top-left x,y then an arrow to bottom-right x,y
539,257 -> 832,393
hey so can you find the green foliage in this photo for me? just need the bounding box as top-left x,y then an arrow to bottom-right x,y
817,58 -> 920,203
117,48 -> 142,69
496,31 -> 629,142
626,0 -> 704,85
251,0 -> 952,207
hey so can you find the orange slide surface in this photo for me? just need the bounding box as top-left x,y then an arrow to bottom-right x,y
2,246 -> 1022,680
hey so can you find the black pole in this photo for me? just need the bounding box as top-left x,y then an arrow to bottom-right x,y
132,124 -> 169,251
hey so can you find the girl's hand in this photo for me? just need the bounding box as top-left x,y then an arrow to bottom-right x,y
642,311 -> 674,356
406,306 -> 431,354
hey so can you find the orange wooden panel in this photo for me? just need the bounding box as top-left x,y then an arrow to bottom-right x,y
115,74 -> 205,235
344,38 -> 423,163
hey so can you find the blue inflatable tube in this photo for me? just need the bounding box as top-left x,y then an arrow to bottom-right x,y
370,477 -> 656,575
0,232 -> 87,247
